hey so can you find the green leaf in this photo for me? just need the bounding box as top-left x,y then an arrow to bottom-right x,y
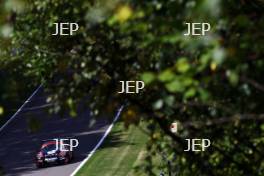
226,70 -> 239,86
261,124 -> 264,131
158,69 -> 175,82
184,88 -> 196,99
161,34 -> 180,44
5,0 -> 26,13
182,77 -> 193,86
141,72 -> 155,85
198,88 -> 210,101
70,109 -> 77,117
165,80 -> 184,93
0,106 -> 4,115
176,58 -> 190,73
198,53 -> 210,71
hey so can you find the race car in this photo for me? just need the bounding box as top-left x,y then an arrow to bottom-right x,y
35,139 -> 74,168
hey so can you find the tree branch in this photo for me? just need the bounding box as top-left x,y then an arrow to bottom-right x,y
183,113 -> 264,128
241,76 -> 264,92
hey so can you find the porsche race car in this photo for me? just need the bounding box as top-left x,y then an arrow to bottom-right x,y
35,139 -> 74,168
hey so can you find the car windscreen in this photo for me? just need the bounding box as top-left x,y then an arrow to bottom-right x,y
42,144 -> 57,152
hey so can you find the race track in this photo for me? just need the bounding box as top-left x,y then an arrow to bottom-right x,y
0,88 -> 116,176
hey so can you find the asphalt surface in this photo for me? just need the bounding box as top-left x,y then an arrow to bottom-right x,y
0,88 -> 113,176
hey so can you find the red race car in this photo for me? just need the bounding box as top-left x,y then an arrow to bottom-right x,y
35,139 -> 74,168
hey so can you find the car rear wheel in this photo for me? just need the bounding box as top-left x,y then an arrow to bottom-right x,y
64,155 -> 70,164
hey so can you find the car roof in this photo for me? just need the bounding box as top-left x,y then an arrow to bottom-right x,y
41,141 -> 57,148
40,138 -> 71,148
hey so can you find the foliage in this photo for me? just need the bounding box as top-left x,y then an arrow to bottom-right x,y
1,0 -> 264,175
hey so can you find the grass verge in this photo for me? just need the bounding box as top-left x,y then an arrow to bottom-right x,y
76,122 -> 148,176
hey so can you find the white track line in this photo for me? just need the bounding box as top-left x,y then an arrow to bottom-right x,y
0,84 -> 42,132
22,103 -> 53,111
70,105 -> 124,176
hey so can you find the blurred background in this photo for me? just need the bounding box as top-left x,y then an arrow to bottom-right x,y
0,0 -> 264,175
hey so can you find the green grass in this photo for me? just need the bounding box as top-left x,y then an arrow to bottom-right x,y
76,122 -> 148,176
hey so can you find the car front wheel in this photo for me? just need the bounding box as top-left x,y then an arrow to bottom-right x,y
64,155 -> 70,164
